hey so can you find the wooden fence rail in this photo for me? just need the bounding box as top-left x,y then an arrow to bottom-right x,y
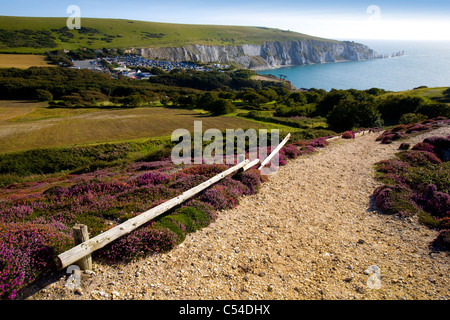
55,158 -> 260,270
55,133 -> 293,270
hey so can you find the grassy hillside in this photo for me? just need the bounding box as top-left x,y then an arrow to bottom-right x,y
0,101 -> 294,154
0,16 -> 339,53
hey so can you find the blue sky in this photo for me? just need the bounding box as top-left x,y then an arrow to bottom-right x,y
1,0 -> 450,40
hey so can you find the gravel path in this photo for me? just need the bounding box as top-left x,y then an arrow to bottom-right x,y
27,127 -> 450,300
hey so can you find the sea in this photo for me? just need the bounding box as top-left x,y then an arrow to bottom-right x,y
256,40 -> 450,92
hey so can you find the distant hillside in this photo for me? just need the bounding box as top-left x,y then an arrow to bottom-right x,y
0,16 -> 338,53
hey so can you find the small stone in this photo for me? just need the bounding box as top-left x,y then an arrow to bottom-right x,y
357,239 -> 365,244
267,285 -> 274,292
344,276 -> 354,283
355,286 -> 366,294
74,288 -> 83,295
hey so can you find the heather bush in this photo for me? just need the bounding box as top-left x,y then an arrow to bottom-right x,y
373,185 -> 420,216
342,131 -> 355,139
132,171 -> 172,187
398,150 -> 442,166
404,163 -> 450,194
405,123 -> 429,134
278,154 -> 287,166
398,143 -> 410,150
0,222 -> 72,299
411,142 -> 435,153
181,164 -> 229,178
374,134 -> 450,250
376,159 -> 411,175
432,229 -> 450,250
423,136 -> 450,161
233,168 -> 265,195
200,185 -> 235,210
168,173 -> 209,192
281,144 -> 299,159
98,224 -> 177,263
412,184 -> 450,219
309,137 -> 328,148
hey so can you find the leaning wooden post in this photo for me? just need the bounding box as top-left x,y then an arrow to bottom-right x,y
258,133 -> 291,170
55,158 -> 258,270
72,224 -> 92,271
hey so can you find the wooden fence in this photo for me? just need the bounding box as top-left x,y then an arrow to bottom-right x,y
55,134 -> 292,270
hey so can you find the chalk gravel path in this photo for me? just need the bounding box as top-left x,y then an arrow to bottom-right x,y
29,127 -> 450,300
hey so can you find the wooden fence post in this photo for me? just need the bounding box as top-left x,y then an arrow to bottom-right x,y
55,158 -> 258,270
72,224 -> 92,271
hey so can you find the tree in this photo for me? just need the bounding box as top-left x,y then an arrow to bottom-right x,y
121,94 -> 144,108
417,101 -> 450,119
289,92 -> 308,105
35,89 -> 53,102
327,100 -> 382,132
316,89 -> 354,116
211,99 -> 236,115
377,95 -> 426,122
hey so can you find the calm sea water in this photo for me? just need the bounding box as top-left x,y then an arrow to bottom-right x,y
257,40 -> 450,92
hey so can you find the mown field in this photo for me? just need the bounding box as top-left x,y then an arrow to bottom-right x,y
0,101 -> 288,154
0,54 -> 54,68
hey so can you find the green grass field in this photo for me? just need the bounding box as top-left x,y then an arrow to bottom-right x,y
0,101 -> 293,154
0,16 -> 339,54
384,87 -> 450,102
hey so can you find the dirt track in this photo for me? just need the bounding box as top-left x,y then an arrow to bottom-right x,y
26,127 -> 450,300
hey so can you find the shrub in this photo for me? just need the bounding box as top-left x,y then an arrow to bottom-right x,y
398,150 -> 442,166
381,136 -> 393,144
399,143 -> 410,150
423,136 -> 450,161
183,199 -> 217,223
399,113 -> 427,125
35,89 -> 53,102
98,224 -> 177,263
373,185 -> 420,216
309,137 -> 328,148
373,135 -> 450,250
0,222 -> 72,300
342,131 -> 355,139
411,142 -> 435,153
133,171 -> 172,187
233,168 -> 264,195
181,164 -> 228,177
412,184 -> 450,219
432,229 -> 450,250
200,186 -> 233,210
281,144 -> 299,159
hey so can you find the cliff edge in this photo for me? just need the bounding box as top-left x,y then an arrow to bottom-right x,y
135,40 -> 381,70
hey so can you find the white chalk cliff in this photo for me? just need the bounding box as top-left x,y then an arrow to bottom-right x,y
135,40 -> 381,69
